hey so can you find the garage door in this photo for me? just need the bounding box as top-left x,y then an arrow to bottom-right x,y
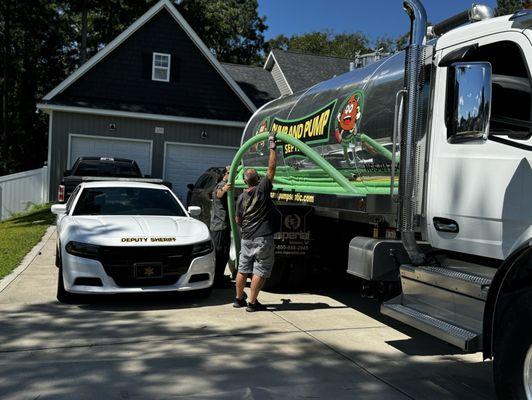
69,135 -> 152,175
164,143 -> 236,201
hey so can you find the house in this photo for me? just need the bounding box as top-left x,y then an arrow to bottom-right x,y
38,0 -> 377,201
38,0 -> 259,201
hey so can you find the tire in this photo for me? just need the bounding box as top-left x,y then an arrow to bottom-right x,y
493,290 -> 532,400
55,245 -> 60,268
56,263 -> 77,304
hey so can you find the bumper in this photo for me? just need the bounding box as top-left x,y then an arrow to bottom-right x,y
61,250 -> 215,294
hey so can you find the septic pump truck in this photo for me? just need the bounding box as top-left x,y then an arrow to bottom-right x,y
228,1 -> 532,398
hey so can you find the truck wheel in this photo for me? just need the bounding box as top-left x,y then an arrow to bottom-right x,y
56,264 -> 76,304
494,291 -> 532,400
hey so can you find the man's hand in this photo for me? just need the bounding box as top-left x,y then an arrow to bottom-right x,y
268,133 -> 277,150
266,134 -> 277,181
216,183 -> 232,199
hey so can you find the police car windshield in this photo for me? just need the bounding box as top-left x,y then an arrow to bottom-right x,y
72,187 -> 186,216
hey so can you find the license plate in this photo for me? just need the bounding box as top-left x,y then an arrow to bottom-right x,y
134,262 -> 163,279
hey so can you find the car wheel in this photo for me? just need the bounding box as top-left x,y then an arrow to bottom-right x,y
55,244 -> 60,268
56,263 -> 76,304
494,290 -> 532,400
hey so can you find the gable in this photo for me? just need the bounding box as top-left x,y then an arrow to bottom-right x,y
46,6 -> 253,122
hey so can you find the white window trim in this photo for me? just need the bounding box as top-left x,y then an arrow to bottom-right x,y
152,52 -> 171,82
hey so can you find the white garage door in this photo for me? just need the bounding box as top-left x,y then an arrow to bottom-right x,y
164,143 -> 236,200
69,135 -> 152,175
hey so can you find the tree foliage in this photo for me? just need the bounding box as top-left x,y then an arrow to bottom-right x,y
266,30 -> 409,59
178,0 -> 267,64
496,0 -> 527,15
266,30 -> 371,59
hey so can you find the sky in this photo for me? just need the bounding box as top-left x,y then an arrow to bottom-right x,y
258,0 -> 498,43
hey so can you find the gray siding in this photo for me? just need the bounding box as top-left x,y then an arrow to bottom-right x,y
271,63 -> 292,96
49,111 -> 243,200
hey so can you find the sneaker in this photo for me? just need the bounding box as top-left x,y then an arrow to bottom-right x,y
246,300 -> 267,312
233,292 -> 248,308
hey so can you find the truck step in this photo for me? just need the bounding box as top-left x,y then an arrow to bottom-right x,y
381,302 -> 482,352
400,264 -> 493,300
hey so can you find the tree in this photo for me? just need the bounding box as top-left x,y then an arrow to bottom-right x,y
0,1 -> 72,174
178,0 -> 267,64
496,0 -> 527,15
266,30 -> 371,59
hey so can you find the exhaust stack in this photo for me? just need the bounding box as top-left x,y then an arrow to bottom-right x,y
399,0 -> 427,265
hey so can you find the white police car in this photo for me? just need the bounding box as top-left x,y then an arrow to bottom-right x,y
51,181 -> 214,302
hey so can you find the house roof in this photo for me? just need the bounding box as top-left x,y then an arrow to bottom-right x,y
221,63 -> 280,107
265,50 -> 354,93
40,0 -> 256,116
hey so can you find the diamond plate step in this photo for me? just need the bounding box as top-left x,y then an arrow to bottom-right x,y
381,302 -> 482,352
400,265 -> 493,300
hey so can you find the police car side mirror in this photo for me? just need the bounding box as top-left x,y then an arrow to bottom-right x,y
51,204 -> 67,215
188,206 -> 201,217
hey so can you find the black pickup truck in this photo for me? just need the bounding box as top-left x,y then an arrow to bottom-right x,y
58,157 -> 171,202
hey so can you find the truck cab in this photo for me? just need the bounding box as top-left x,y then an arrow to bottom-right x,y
231,3 -> 532,398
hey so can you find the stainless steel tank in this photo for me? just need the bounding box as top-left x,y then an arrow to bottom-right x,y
242,51 -> 408,181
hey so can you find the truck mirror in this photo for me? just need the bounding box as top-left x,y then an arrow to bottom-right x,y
447,61 -> 492,143
64,169 -> 71,176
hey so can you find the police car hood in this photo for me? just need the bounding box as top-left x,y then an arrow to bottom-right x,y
69,215 -> 210,246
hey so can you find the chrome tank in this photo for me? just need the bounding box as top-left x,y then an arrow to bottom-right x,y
242,51 -> 406,181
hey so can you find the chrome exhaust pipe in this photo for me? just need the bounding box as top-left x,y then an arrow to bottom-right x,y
399,0 -> 427,265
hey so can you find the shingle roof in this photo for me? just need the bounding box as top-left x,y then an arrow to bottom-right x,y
271,50 -> 354,93
222,63 -> 281,107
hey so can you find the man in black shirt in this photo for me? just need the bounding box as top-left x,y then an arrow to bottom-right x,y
234,133 -> 277,312
210,166 -> 232,287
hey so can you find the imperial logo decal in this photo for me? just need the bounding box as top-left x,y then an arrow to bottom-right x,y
121,237 -> 177,243
270,100 -> 336,158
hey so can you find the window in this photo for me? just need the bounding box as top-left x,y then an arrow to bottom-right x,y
73,187 -> 186,216
152,53 -> 171,82
447,41 -> 532,141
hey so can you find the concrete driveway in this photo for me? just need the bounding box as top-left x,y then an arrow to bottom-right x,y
0,228 -> 495,399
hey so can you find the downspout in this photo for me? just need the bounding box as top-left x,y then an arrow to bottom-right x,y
399,0 -> 427,265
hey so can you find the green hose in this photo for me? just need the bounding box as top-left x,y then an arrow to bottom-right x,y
359,133 -> 398,163
227,132 -> 362,268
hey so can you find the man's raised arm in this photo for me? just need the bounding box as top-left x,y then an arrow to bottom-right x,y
266,133 -> 277,181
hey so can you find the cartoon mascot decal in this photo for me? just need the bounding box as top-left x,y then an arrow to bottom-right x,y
335,93 -> 362,145
334,91 -> 364,166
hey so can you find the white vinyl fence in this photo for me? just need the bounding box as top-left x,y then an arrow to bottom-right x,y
0,167 -> 49,221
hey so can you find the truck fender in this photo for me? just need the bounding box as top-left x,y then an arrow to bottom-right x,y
483,241 -> 532,359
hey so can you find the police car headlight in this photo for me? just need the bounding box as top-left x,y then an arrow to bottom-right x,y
65,241 -> 101,259
192,240 -> 213,257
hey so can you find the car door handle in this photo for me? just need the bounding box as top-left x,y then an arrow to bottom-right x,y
433,217 -> 459,233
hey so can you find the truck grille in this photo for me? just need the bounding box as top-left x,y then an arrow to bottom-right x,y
97,245 -> 193,287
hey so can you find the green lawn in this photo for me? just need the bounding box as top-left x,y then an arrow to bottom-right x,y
0,204 -> 55,280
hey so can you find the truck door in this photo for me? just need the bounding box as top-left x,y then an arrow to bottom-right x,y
427,32 -> 532,260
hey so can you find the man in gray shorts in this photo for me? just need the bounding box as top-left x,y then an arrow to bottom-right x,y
234,133 -> 277,312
